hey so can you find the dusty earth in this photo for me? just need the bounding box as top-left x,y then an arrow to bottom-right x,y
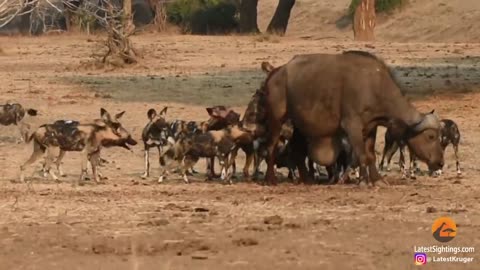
1,33 -> 480,270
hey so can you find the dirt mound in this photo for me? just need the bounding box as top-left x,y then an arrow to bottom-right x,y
258,0 -> 480,42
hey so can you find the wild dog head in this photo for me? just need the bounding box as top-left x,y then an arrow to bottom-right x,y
241,89 -> 268,138
0,102 -> 37,126
99,108 -> 137,150
142,106 -> 170,146
206,106 -> 240,131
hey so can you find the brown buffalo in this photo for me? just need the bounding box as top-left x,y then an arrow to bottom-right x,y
261,51 -> 444,185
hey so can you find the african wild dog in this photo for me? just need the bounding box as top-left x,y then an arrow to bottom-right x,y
159,124 -> 254,184
379,117 -> 461,178
141,106 -> 169,179
0,102 -> 38,142
20,108 -> 137,185
205,105 -> 244,178
141,106 -> 209,180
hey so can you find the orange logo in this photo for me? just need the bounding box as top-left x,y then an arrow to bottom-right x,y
432,216 -> 457,243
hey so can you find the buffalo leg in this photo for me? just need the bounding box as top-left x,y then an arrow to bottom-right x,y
242,145 -> 254,180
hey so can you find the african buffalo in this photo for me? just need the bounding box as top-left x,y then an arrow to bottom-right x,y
261,51 -> 444,185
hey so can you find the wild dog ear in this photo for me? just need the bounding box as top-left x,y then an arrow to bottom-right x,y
159,106 -> 168,116
115,111 -> 126,120
147,108 -> 157,120
388,118 -> 409,138
206,107 -> 215,116
101,108 -> 112,122
261,61 -> 274,74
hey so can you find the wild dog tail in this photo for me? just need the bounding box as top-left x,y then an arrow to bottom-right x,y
26,108 -> 38,116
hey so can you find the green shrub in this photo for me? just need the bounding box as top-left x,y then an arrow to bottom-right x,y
166,0 -> 239,35
348,0 -> 406,16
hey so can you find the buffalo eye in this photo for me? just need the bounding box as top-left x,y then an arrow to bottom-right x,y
428,134 -> 435,140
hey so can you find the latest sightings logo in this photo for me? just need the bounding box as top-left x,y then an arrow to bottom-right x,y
432,216 -> 457,243
415,253 -> 428,266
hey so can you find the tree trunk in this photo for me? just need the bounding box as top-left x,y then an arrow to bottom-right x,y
266,0 -> 295,36
123,0 -> 134,31
353,0 -> 376,41
239,0 -> 259,33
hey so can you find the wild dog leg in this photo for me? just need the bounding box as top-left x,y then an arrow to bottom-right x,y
379,140 -> 398,172
19,142 -> 46,182
365,127 -> 385,185
89,151 -> 101,184
55,150 -> 67,177
225,147 -> 239,183
265,121 -> 283,185
454,144 -> 461,176
220,154 -> 233,185
408,149 -> 417,180
141,144 -> 151,179
343,119 -> 371,185
75,149 -> 89,187
242,144 -> 254,180
182,155 -> 199,184
44,147 -> 60,182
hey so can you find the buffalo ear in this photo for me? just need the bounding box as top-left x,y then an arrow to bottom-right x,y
429,109 -> 435,114
261,61 -> 274,73
147,109 -> 157,120
115,111 -> 125,120
159,106 -> 168,116
100,108 -> 112,122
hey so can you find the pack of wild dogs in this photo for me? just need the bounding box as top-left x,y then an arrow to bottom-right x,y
1,50 -> 462,187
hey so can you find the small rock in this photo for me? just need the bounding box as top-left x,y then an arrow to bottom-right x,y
264,215 -> 283,225
233,238 -> 259,246
284,223 -> 301,229
426,206 -> 437,213
194,207 -> 209,212
152,219 -> 170,226
191,253 -> 208,260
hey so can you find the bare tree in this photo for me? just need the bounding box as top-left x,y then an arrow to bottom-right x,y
0,0 -> 39,29
146,0 -> 167,32
239,0 -> 259,33
1,0 -> 138,66
353,0 -> 376,41
266,0 -> 295,35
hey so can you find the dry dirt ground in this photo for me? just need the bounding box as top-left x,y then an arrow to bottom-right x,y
1,34 -> 480,270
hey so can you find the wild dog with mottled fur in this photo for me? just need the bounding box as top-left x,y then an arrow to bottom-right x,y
141,106 -> 170,179
20,108 -> 137,185
141,106 -> 209,180
159,124 -> 254,184
0,102 -> 38,142
379,117 -> 460,178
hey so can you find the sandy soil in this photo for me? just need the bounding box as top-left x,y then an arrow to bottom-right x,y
258,0 -> 480,43
0,34 -> 480,269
